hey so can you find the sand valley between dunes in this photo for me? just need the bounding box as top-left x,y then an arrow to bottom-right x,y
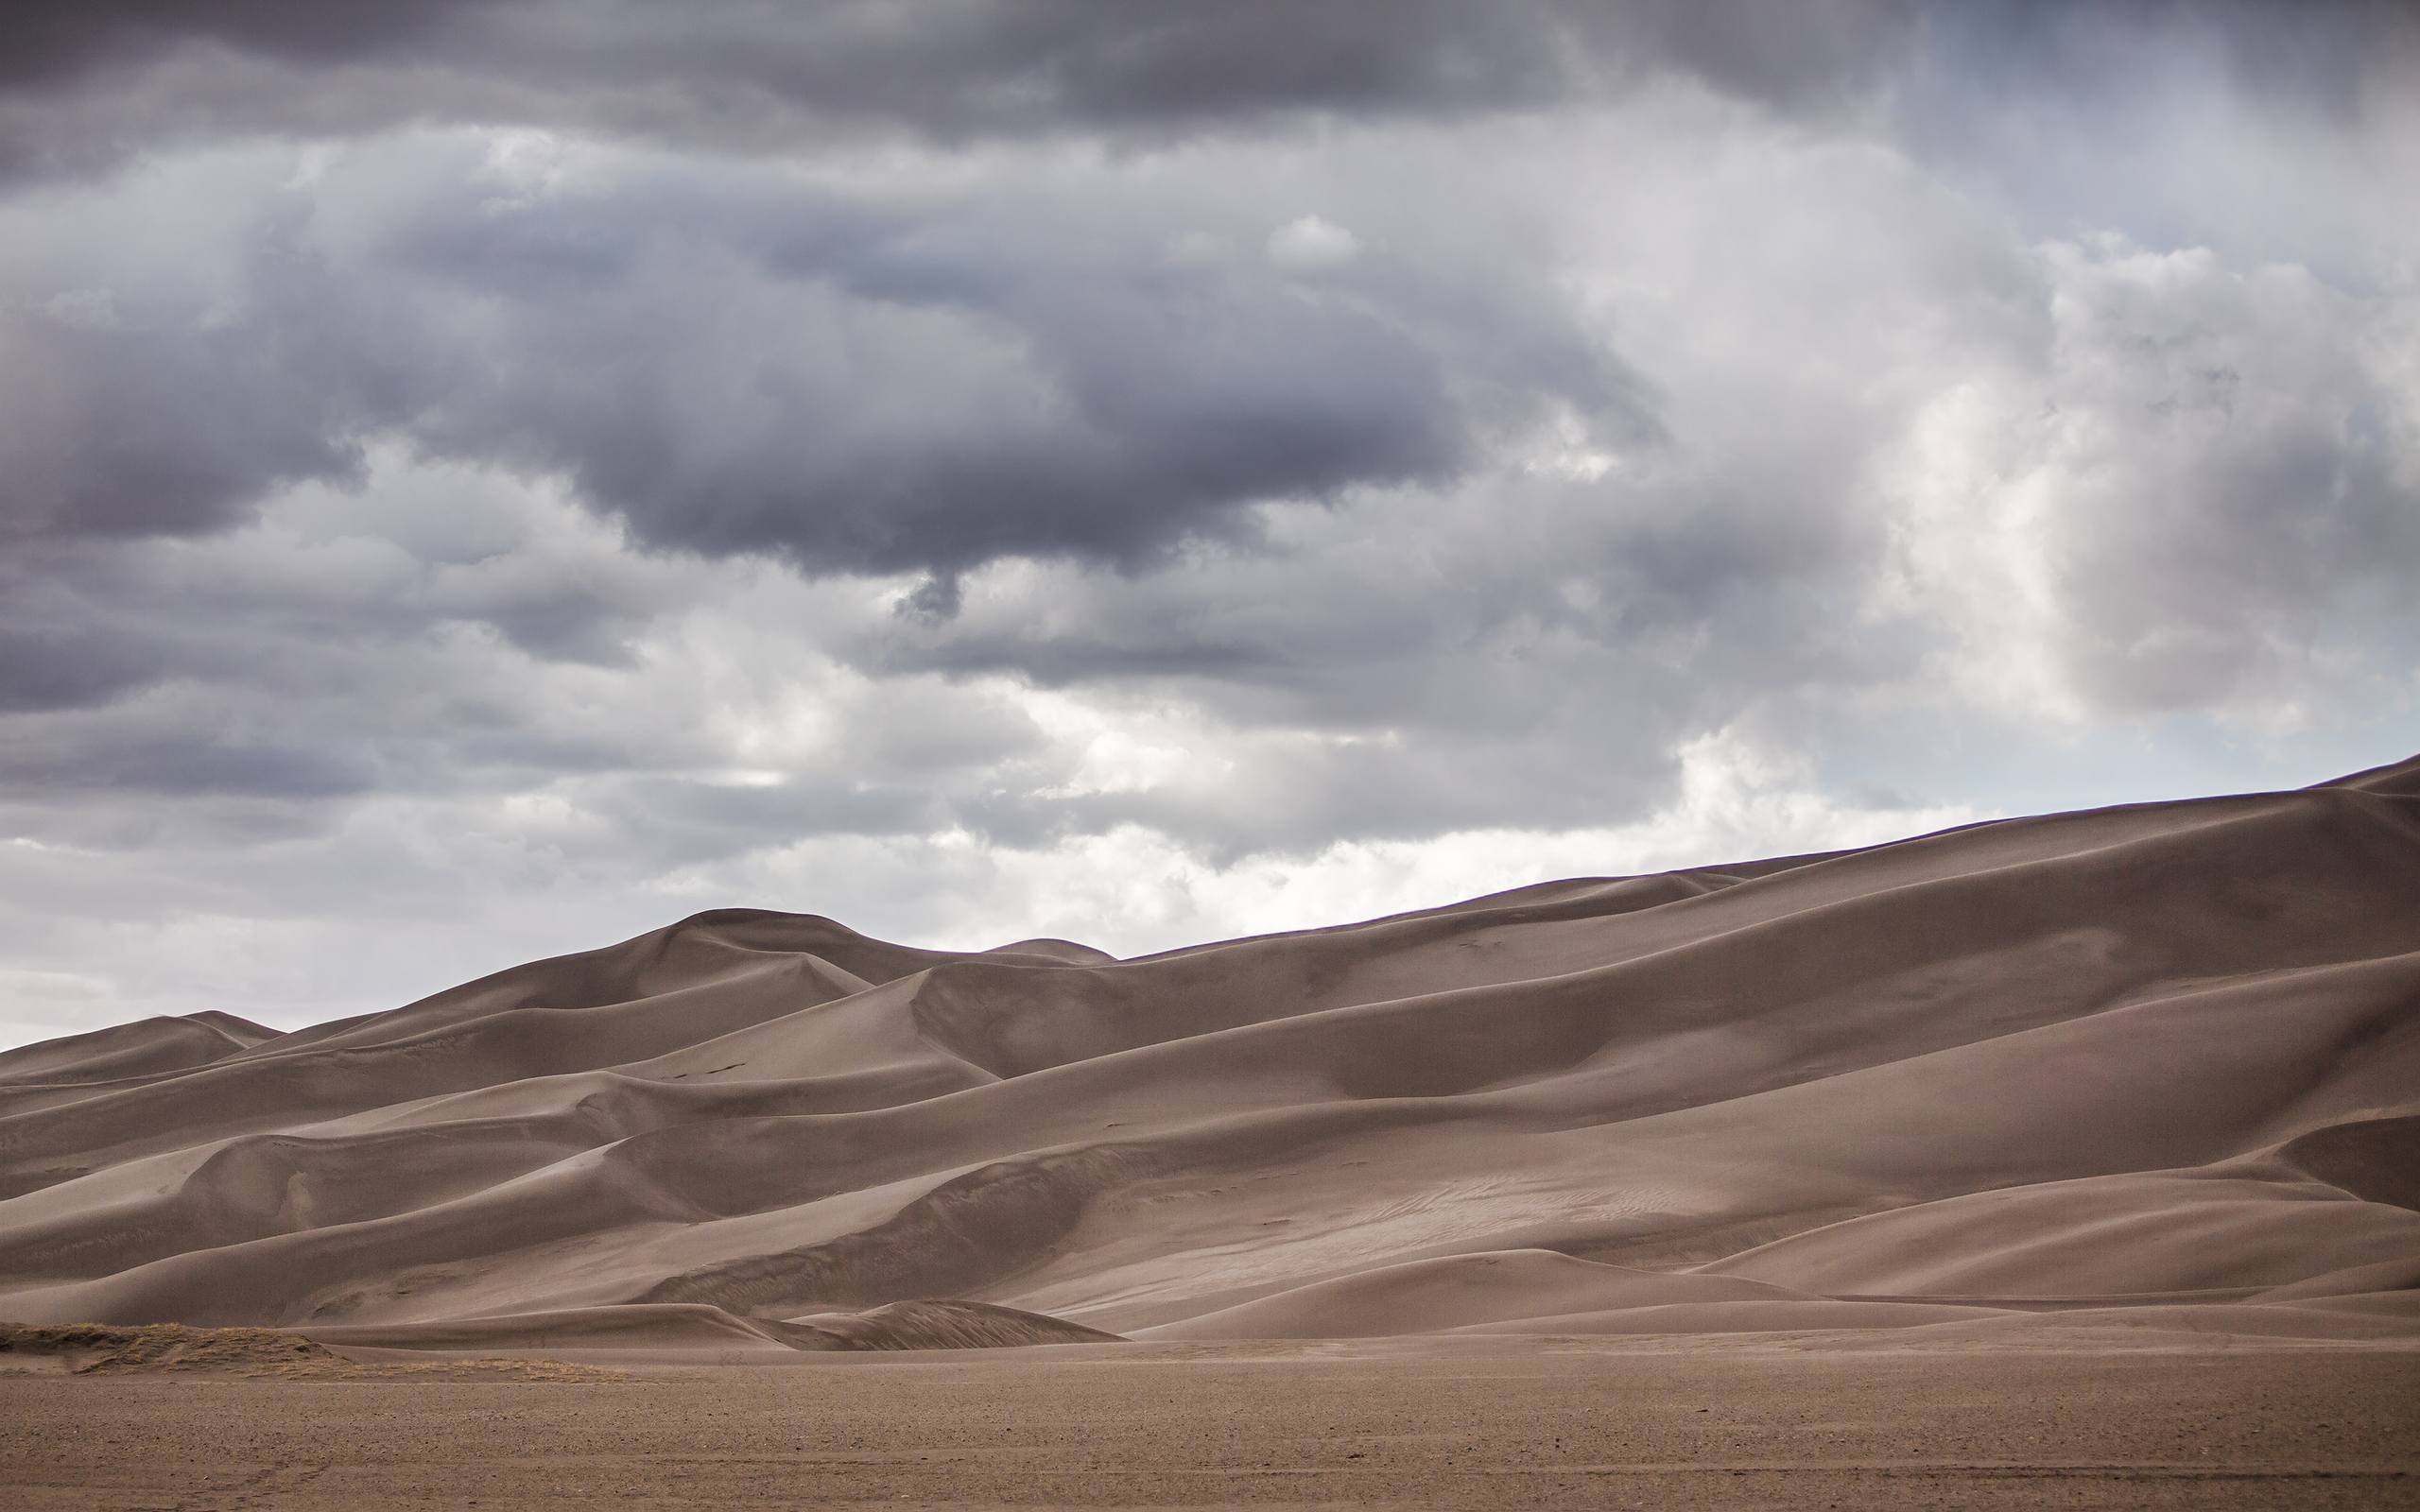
4,756 -> 2419,1505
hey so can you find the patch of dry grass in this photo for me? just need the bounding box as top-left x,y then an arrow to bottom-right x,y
0,1322 -> 623,1380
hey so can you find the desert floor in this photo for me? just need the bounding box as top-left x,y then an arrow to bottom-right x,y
6,1339 -> 2417,1510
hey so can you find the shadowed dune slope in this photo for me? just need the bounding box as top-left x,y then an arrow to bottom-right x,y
2,755 -> 2417,1349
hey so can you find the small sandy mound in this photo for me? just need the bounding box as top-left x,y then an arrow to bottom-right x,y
312,1299 -> 1120,1356
779,1299 -> 1124,1350
0,1322 -> 626,1380
0,1321 -> 333,1373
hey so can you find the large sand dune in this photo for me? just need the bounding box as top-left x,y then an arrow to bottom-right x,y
3,755 -> 2416,1352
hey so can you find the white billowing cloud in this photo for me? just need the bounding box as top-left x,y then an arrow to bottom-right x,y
11,729 -> 1954,1042
32,286 -> 124,330
1886,235 -> 2420,726
1059,730 -> 1984,954
1267,214 -> 1363,271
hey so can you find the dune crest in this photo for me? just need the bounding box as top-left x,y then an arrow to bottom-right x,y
3,756 -> 2418,1350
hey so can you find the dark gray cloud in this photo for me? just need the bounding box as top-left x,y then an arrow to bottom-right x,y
0,1 -> 501,87
1902,1 -> 2420,282
0,477 -> 708,816
4,134 -> 1651,584
1927,0 -> 2420,119
0,1 -> 1922,182
3,277 -> 379,543
0,719 -> 376,800
0,625 -> 162,713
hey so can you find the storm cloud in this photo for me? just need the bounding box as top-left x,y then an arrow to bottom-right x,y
4,128 -> 1646,579
0,1 -> 1924,180
1,1 -> 2415,1045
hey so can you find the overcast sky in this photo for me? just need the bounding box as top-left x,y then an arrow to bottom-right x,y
3,1 -> 2417,1046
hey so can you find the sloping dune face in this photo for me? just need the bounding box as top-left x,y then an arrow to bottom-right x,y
2,758 -> 2418,1350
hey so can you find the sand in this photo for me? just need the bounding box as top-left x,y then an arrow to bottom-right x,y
3,755 -> 2417,1503
2,753 -> 2417,1355
4,1343 -> 2417,1508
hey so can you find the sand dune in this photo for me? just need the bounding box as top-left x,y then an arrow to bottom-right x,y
0,1011 -> 271,1118
1135,1249 -> 1815,1339
1,755 -> 2415,1350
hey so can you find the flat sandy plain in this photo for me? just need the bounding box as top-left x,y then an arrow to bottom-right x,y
7,1339 -> 2419,1510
